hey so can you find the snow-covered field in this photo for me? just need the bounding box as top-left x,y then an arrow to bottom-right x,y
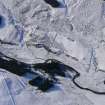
0,0 -> 105,105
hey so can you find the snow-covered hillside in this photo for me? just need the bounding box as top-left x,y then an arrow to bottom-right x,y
0,0 -> 105,105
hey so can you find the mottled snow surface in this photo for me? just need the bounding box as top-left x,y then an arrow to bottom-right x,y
0,0 -> 105,105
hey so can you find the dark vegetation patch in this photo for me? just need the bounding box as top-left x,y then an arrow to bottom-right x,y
29,76 -> 53,92
0,15 -> 5,28
33,60 -> 67,77
44,0 -> 61,8
0,57 -> 29,76
1,54 -> 105,94
0,53 -> 76,92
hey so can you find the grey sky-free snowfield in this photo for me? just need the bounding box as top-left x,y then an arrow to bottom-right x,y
0,0 -> 105,105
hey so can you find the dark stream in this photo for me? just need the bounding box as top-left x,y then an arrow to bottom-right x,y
0,52 -> 105,94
